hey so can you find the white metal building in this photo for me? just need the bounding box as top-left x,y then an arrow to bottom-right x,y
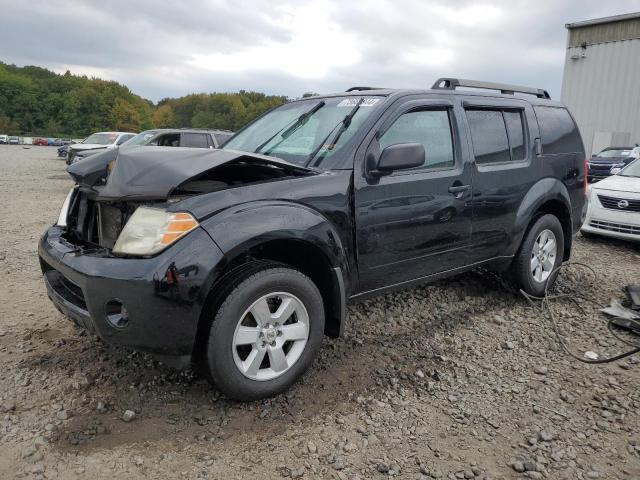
560,12 -> 640,157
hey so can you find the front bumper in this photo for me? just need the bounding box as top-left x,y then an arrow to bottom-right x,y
581,192 -> 640,243
38,226 -> 225,363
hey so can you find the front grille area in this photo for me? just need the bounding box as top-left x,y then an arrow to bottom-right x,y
598,194 -> 640,212
590,220 -> 640,236
589,164 -> 611,172
44,269 -> 88,310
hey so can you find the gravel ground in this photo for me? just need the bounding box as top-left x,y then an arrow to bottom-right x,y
1,145 -> 639,480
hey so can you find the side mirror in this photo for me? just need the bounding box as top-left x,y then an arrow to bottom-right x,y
371,143 -> 425,176
610,167 -> 622,175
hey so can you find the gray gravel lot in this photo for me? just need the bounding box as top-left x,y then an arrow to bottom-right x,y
0,145 -> 639,479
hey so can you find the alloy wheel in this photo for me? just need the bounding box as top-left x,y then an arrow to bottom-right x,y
530,229 -> 557,283
232,292 -> 309,381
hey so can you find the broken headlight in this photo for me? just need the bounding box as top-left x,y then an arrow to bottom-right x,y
112,207 -> 199,256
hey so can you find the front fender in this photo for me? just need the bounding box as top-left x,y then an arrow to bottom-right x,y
200,201 -> 350,337
201,200 -> 349,272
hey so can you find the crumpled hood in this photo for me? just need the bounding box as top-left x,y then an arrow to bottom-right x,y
67,146 -> 315,201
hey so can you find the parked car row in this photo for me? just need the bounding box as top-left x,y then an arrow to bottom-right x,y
0,135 -> 74,146
65,128 -> 234,164
587,145 -> 640,181
0,135 -> 21,144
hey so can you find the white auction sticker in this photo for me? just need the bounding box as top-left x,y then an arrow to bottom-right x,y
337,98 -> 380,107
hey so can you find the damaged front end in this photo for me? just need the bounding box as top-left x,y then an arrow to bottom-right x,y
39,146 -> 317,362
62,146 -> 316,254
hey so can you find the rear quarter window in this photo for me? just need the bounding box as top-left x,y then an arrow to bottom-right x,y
534,106 -> 583,155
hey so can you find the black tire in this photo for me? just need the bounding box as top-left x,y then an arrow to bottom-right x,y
203,265 -> 325,401
512,214 -> 565,297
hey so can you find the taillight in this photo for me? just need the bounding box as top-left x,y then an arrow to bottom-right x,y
583,158 -> 588,196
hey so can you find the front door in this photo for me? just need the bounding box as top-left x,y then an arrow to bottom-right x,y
354,98 -> 473,292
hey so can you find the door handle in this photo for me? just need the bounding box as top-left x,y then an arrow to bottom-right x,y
448,185 -> 470,198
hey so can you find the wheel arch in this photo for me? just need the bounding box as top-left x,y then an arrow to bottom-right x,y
514,178 -> 573,260
193,202 -> 350,361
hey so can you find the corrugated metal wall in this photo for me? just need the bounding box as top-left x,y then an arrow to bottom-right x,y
568,18 -> 640,46
560,38 -> 640,156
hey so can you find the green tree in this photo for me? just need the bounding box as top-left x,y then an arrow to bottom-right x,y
0,61 -> 288,137
152,104 -> 175,128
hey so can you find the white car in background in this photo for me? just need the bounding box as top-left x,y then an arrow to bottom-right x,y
582,159 -> 640,242
66,131 -> 136,164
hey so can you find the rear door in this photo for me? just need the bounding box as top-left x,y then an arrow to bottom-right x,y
463,98 -> 540,262
354,96 -> 474,292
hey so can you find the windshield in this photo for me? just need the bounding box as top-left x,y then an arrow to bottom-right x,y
597,148 -> 631,158
122,130 -> 160,147
620,159 -> 640,177
83,133 -> 119,145
223,96 -> 381,168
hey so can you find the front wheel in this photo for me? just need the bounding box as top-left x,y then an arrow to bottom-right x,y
511,214 -> 564,297
203,266 -> 325,401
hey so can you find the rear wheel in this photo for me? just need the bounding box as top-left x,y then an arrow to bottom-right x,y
203,265 -> 324,401
512,214 -> 564,297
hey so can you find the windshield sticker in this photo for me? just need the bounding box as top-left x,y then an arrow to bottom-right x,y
337,98 -> 380,107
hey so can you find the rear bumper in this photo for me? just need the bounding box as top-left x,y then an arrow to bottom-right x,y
38,226 -> 225,363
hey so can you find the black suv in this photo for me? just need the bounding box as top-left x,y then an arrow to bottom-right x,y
39,78 -> 587,400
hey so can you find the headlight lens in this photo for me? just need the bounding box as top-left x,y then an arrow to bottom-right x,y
57,188 -> 75,227
113,207 -> 199,256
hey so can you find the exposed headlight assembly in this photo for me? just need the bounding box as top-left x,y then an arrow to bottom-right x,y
113,207 -> 199,256
57,188 -> 75,227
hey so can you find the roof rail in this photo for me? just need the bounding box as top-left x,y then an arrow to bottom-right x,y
345,86 -> 384,92
178,127 -> 234,132
431,78 -> 551,99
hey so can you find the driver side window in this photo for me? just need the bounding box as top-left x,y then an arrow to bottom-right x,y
379,108 -> 455,170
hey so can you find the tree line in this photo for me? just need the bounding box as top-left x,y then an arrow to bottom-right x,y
0,61 -> 287,137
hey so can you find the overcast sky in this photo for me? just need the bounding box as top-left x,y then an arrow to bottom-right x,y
0,0 -> 638,102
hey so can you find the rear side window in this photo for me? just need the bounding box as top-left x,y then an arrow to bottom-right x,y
379,108 -> 455,170
182,133 -> 209,148
466,109 -> 527,164
504,111 -> 525,161
466,110 -> 510,164
534,106 -> 582,155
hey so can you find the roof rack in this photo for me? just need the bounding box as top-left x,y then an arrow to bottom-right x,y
345,86 -> 385,92
431,78 -> 551,99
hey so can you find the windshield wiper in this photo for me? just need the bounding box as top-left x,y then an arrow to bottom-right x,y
253,101 -> 325,155
306,97 -> 364,167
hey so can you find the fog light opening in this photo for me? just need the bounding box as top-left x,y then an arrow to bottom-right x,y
105,299 -> 129,329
